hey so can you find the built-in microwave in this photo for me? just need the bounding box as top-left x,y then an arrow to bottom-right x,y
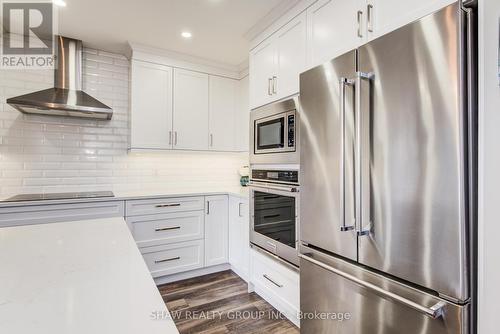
250,98 -> 299,165
254,111 -> 296,154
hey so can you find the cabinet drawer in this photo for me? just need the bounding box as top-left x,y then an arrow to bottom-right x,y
0,201 -> 125,228
126,196 -> 204,216
141,240 -> 204,278
128,211 -> 204,247
251,249 -> 299,309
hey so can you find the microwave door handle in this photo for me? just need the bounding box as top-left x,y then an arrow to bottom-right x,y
340,77 -> 355,232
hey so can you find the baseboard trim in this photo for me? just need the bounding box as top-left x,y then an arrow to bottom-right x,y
230,264 -> 249,283
154,263 -> 231,285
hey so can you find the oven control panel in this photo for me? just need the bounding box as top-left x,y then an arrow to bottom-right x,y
251,169 -> 298,184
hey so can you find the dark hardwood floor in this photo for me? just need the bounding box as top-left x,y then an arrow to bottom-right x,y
158,270 -> 299,334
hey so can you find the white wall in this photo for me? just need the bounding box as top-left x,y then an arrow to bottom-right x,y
0,48 -> 247,197
478,0 -> 500,333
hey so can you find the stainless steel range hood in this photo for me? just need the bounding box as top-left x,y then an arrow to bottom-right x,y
7,36 -> 113,120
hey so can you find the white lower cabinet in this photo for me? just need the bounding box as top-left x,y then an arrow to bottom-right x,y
250,248 -> 300,326
128,211 -> 204,248
126,196 -> 205,217
125,194 -> 233,280
141,240 -> 204,278
204,195 -> 229,267
229,196 -> 249,280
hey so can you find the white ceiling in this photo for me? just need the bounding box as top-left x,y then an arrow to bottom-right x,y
57,0 -> 288,66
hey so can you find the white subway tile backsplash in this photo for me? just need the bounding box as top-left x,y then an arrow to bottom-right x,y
0,47 -> 247,196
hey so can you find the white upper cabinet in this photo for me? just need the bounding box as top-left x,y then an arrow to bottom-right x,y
130,60 -> 173,150
235,76 -> 250,152
249,11 -> 306,109
205,195 -> 229,267
306,0 -> 456,68
365,0 -> 456,41
173,68 -> 209,151
248,0 -> 459,104
276,11 -> 307,100
130,60 -> 247,153
307,0 -> 366,68
249,39 -> 277,109
209,75 -> 238,152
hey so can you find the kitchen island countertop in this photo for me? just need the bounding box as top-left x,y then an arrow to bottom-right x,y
0,217 -> 179,334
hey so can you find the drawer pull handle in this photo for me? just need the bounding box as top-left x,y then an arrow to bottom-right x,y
263,274 -> 283,288
154,256 -> 180,264
155,203 -> 181,208
155,226 -> 181,232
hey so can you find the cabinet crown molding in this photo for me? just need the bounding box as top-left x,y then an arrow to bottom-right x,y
127,41 -> 241,79
248,0 -> 317,51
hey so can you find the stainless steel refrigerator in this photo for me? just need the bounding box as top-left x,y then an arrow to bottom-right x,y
299,2 -> 476,333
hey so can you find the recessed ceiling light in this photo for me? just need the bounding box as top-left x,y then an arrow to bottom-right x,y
53,0 -> 66,7
181,31 -> 192,39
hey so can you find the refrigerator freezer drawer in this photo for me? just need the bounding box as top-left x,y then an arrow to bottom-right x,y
299,247 -> 468,334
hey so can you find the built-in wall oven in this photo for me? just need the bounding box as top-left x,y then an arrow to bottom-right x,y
249,169 -> 299,267
250,98 -> 299,165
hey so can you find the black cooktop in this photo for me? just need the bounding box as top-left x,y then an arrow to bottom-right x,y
2,191 -> 115,202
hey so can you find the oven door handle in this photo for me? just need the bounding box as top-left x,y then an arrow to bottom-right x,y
249,183 -> 299,193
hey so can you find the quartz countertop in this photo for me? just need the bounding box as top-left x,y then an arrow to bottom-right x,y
0,186 -> 250,208
113,186 -> 249,200
0,217 -> 179,334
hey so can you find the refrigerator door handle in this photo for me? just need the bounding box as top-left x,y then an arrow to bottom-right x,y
299,253 -> 447,319
340,77 -> 355,232
356,71 -> 373,237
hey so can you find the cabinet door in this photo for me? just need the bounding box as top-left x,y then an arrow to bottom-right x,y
234,76 -> 250,152
205,195 -> 229,267
208,75 -> 237,151
229,196 -> 249,279
366,0 -> 456,41
130,60 -> 173,150
249,39 -> 277,109
307,0 -> 366,68
276,11 -> 307,99
173,68 -> 209,150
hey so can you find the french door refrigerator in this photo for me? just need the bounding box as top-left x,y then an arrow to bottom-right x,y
299,2 -> 476,333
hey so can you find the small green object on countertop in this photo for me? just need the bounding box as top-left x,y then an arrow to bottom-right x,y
240,176 -> 249,187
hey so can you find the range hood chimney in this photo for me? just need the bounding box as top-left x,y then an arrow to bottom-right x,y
6,36 -> 113,120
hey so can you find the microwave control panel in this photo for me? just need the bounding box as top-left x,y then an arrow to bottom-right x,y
287,114 -> 295,148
